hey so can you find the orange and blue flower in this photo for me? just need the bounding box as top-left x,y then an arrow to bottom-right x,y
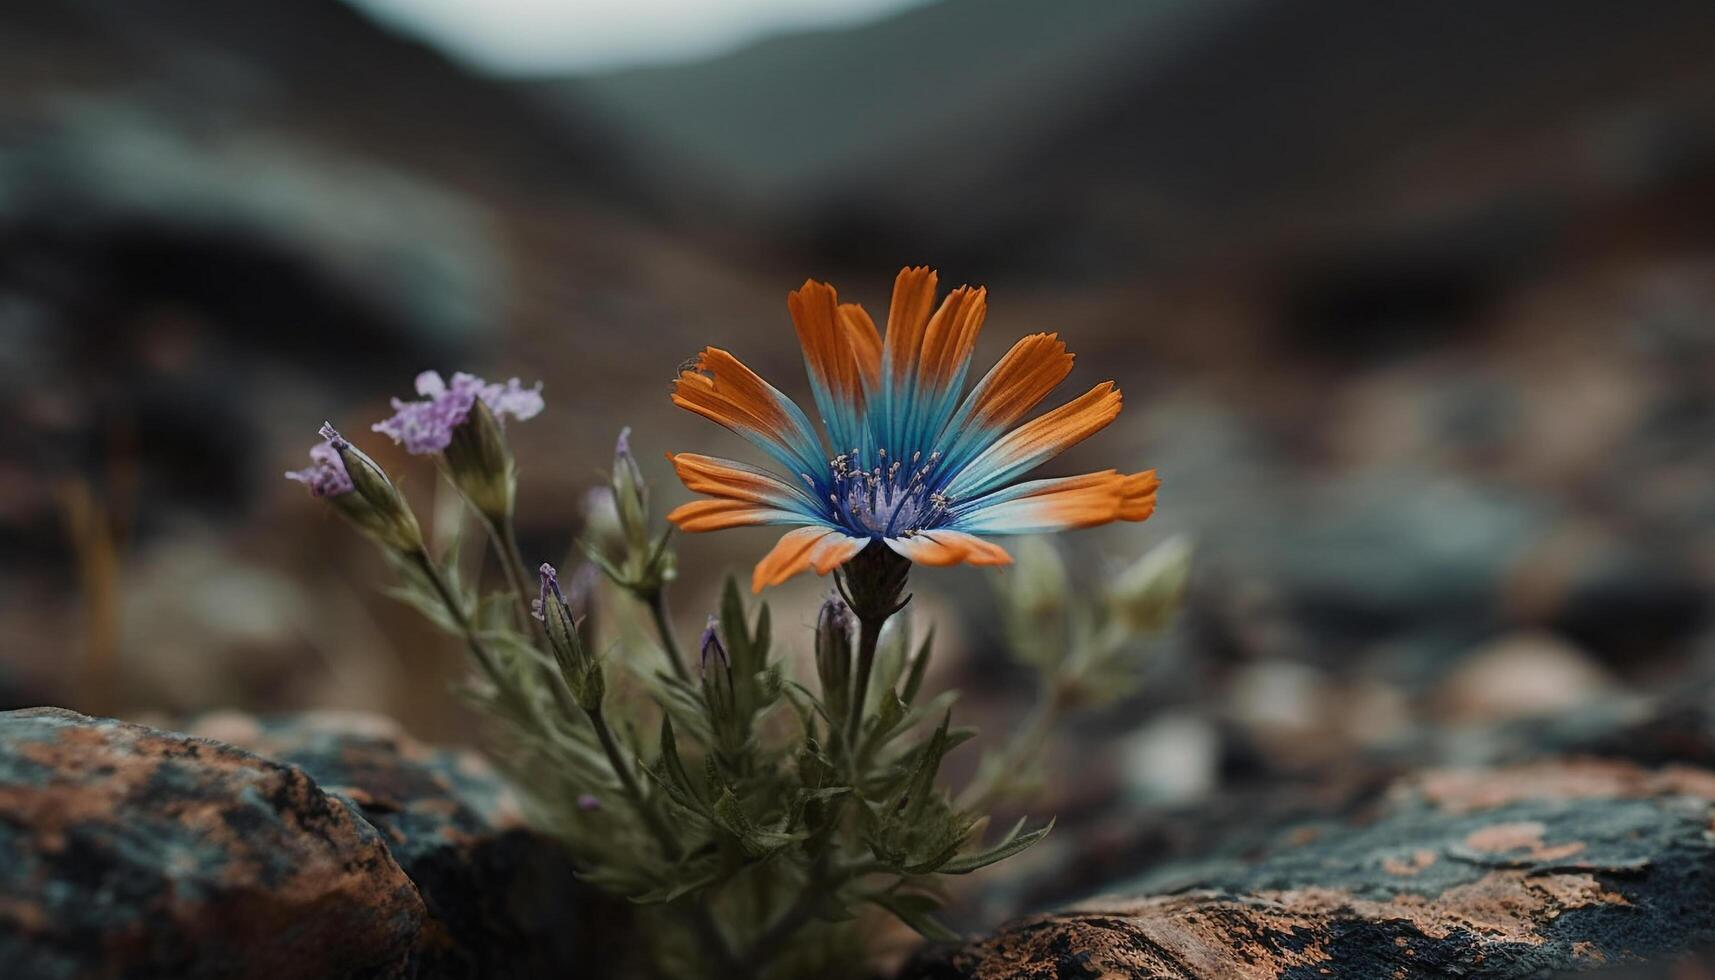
668,267 -> 1159,591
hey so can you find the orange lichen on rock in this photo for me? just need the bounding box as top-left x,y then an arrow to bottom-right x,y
1409,758 -> 1715,813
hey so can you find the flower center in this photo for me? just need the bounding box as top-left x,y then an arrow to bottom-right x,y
822,449 -> 950,537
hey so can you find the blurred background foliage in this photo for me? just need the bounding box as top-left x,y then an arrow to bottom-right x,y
4,0 -> 1715,846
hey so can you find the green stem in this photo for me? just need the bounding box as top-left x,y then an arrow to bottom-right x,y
587,705 -> 680,860
412,549 -> 506,690
486,514 -> 539,633
585,705 -> 739,976
844,615 -> 884,752
644,587 -> 692,682
736,856 -> 880,976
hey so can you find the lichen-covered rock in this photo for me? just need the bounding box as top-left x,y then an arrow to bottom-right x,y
0,707 -> 424,980
907,758 -> 1715,979
188,710 -> 631,979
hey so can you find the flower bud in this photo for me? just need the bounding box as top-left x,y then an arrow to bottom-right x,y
576,658 -> 606,712
700,615 -> 736,729
1107,534 -> 1192,633
1008,537 -> 1069,620
581,486 -> 624,557
318,423 -> 424,554
586,428 -> 676,599
535,564 -> 581,668
443,398 -> 516,525
814,595 -> 853,727
535,563 -> 604,710
611,427 -> 649,551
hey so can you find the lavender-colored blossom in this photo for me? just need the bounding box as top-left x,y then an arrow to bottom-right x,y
614,426 -> 633,461
284,440 -> 353,498
372,370 -> 544,456
576,793 -> 601,812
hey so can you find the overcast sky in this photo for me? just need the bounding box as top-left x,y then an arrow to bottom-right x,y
347,0 -> 930,75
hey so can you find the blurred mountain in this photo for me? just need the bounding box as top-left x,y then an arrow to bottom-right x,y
0,0 -> 755,522
548,0 -> 1715,273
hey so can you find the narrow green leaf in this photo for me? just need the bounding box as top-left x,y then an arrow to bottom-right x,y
899,627 -> 934,706
938,818 -> 1055,874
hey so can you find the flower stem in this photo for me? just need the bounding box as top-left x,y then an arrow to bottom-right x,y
410,548 -> 505,689
486,514 -> 539,632
585,704 -> 741,976
586,705 -> 680,860
643,587 -> 692,682
844,614 -> 884,752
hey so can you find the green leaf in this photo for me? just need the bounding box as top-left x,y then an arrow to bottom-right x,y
712,789 -> 802,858
383,582 -> 461,634
868,891 -> 958,942
899,711 -> 952,825
655,715 -> 707,813
899,627 -> 934,706
752,602 -> 772,665
938,818 -> 1055,874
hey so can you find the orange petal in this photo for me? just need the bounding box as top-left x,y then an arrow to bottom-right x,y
666,499 -> 804,533
917,285 -> 987,394
954,469 -> 1159,534
839,303 -> 882,391
751,526 -> 868,592
945,382 -> 1124,498
790,280 -> 873,431
671,347 -> 821,471
959,333 -> 1075,433
668,452 -> 812,510
881,266 -> 938,390
885,530 -> 1014,568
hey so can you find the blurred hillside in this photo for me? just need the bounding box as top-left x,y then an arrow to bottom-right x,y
3,0 -> 1714,776
555,0 -> 1715,274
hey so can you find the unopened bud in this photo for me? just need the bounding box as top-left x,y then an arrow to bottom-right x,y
535,563 -> 581,668
319,423 -> 424,554
1009,537 -> 1069,619
536,563 -> 603,710
444,399 -> 516,525
1107,535 -> 1192,632
699,615 -> 736,727
611,427 -> 648,550
814,595 -> 853,727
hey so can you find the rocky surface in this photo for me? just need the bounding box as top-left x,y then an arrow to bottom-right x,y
909,758 -> 1715,979
0,707 -> 424,980
186,710 -> 629,979
0,707 -> 628,980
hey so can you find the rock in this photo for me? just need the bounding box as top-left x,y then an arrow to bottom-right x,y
906,758 -> 1715,979
186,710 -> 632,980
1433,631 -> 1616,726
0,707 -> 423,980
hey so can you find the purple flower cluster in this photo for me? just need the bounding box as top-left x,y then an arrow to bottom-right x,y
372,370 -> 544,456
284,440 -> 353,498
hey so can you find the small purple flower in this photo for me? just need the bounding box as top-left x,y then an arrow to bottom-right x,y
576,793 -> 601,812
285,440 -> 353,498
615,426 -> 633,462
372,370 -> 544,456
